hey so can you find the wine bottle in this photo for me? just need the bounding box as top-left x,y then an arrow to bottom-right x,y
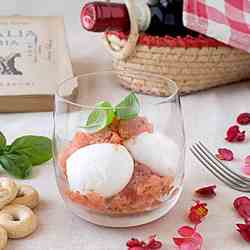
80,0 -> 197,37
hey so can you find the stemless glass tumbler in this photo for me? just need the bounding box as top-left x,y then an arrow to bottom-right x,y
53,71 -> 185,227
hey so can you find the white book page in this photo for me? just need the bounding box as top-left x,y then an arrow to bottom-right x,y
0,16 -> 73,96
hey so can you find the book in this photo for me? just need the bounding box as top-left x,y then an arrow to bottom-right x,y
0,16 -> 73,112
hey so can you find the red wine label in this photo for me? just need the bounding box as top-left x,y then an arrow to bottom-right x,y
0,16 -> 73,96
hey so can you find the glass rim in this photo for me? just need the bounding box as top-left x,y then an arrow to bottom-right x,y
55,70 -> 179,110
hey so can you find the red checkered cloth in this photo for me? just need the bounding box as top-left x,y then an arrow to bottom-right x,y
183,0 -> 250,52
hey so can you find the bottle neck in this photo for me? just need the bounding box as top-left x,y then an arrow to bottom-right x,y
81,2 -> 151,33
81,2 -> 130,32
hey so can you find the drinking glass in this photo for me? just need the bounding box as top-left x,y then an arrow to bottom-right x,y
53,71 -> 185,227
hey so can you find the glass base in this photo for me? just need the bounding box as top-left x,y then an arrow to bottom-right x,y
63,186 -> 183,228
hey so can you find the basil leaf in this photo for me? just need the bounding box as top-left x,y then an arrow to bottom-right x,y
0,154 -> 32,179
0,132 -> 6,149
9,136 -> 52,166
115,92 -> 140,120
83,101 -> 115,133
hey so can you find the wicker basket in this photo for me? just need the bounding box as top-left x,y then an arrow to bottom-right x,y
104,0 -> 250,96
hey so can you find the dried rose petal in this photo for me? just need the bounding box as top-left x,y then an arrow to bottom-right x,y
234,196 -> 250,210
245,155 -> 250,165
127,236 -> 162,250
195,185 -> 216,197
242,165 -> 250,176
146,235 -> 162,249
225,125 -> 246,142
216,148 -> 234,161
237,131 -> 246,142
237,113 -> 250,125
178,226 -> 196,237
188,201 -> 208,224
173,225 -> 203,250
237,204 -> 250,220
127,239 -> 144,248
236,222 -> 250,242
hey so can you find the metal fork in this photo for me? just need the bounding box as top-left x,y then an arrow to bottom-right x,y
190,141 -> 250,192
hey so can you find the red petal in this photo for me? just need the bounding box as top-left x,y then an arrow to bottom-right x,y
225,125 -> 246,142
178,226 -> 196,237
192,232 -> 203,245
147,240 -> 162,249
173,237 -> 186,246
146,236 -> 162,249
180,241 -> 201,250
245,156 -> 250,165
237,113 -> 250,125
236,131 -> 246,142
128,247 -> 145,250
242,165 -> 250,175
236,223 -> 250,242
216,148 -> 234,161
188,201 -> 208,224
237,204 -> 250,219
225,125 -> 239,142
195,185 -> 216,197
127,238 -> 144,247
234,196 -> 250,210
188,212 -> 202,224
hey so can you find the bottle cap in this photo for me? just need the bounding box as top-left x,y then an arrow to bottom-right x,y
80,2 -> 130,32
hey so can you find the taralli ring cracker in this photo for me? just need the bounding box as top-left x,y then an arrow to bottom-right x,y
0,178 -> 18,209
0,226 -> 7,250
11,185 -> 39,209
0,204 -> 38,239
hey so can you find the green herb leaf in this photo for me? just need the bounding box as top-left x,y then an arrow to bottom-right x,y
0,132 -> 6,149
83,101 -> 115,133
9,136 -> 52,166
115,92 -> 140,120
0,154 -> 32,179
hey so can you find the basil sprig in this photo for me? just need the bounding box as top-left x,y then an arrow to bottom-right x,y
0,133 -> 52,179
83,92 -> 140,133
115,92 -> 140,120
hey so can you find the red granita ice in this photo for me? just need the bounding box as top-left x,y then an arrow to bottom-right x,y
237,113 -> 250,125
188,201 -> 208,224
216,148 -> 234,161
236,222 -> 250,242
118,116 -> 153,140
225,125 -> 246,142
195,185 -> 216,197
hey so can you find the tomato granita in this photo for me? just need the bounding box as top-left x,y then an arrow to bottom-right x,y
58,116 -> 176,215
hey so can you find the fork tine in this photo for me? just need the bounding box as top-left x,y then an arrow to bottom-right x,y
196,142 -> 249,186
192,143 -> 248,188
190,147 -> 250,192
191,145 -> 247,187
198,141 -> 250,183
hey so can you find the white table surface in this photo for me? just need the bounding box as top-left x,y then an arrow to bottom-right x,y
1,1 -> 250,249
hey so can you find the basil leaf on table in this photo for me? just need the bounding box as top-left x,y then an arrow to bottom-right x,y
0,154 -> 32,179
0,132 -> 6,149
83,101 -> 115,133
9,135 -> 52,166
115,92 -> 140,120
